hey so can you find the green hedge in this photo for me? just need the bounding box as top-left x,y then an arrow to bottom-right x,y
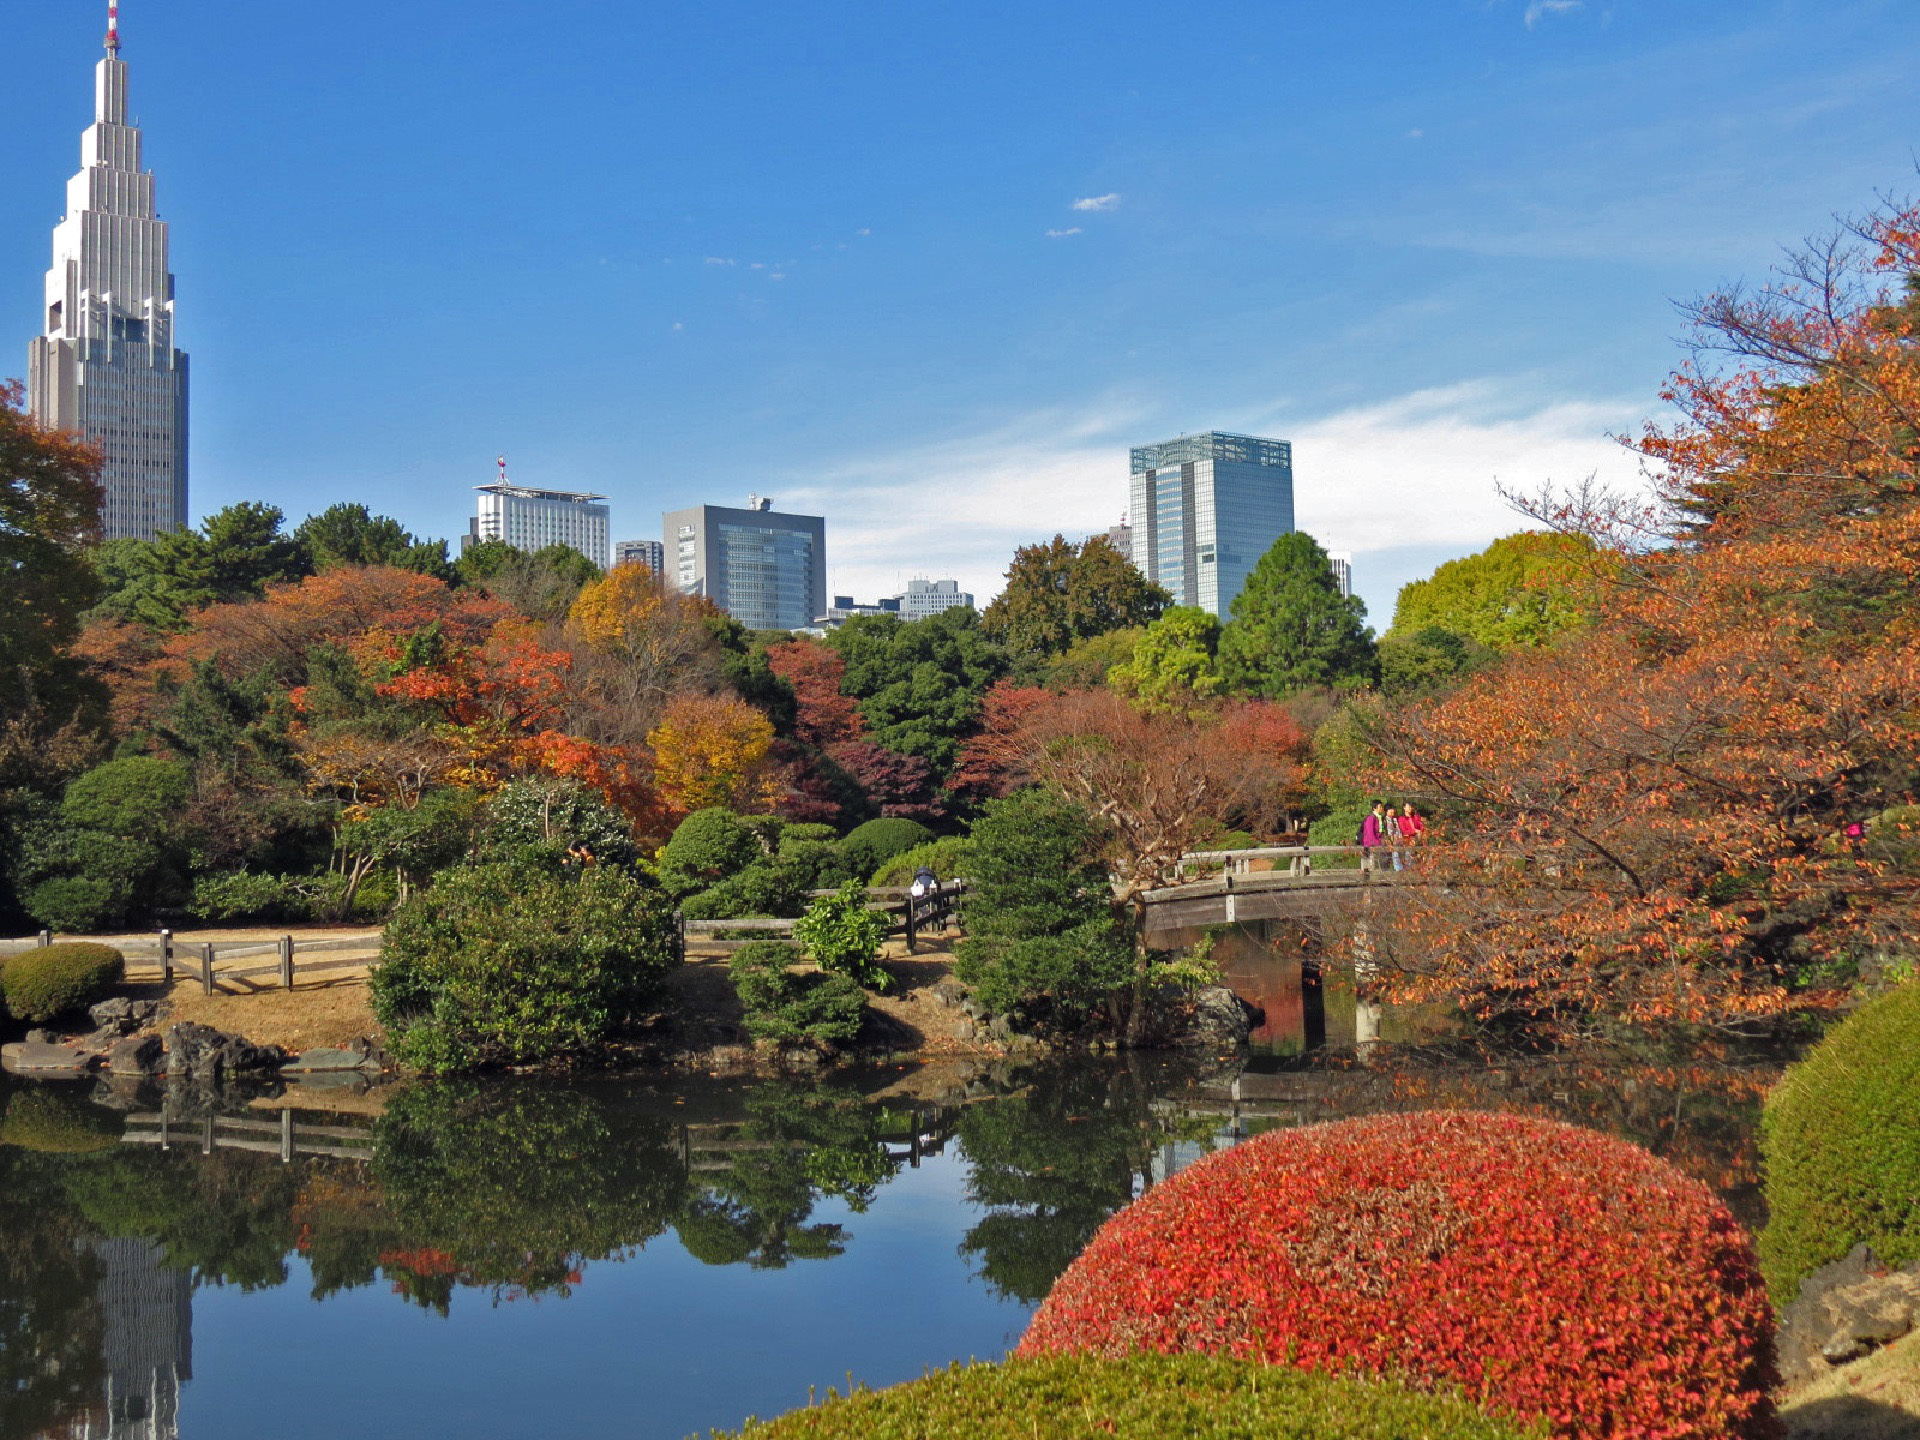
869,836 -> 974,887
1,942 -> 125,1023
1761,979 -> 1920,1303
709,1354 -> 1537,1439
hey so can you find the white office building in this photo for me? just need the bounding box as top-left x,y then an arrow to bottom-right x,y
1126,432 -> 1295,617
28,4 -> 189,541
467,460 -> 610,569
895,577 -> 973,620
1327,551 -> 1354,599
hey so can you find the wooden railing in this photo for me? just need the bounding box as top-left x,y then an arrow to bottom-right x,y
678,881 -> 966,956
0,930 -> 384,995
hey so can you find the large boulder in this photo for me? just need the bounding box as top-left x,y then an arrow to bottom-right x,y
1775,1244 -> 1920,1386
164,1022 -> 282,1080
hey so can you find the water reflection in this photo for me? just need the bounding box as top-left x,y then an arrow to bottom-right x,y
0,1044 -> 1778,1440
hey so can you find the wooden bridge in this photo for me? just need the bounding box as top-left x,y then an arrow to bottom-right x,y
1141,847 -> 1415,936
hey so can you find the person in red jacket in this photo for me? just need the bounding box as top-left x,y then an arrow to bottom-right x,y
1395,802 -> 1427,871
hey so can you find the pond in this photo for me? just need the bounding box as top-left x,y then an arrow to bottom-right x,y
0,1022 -> 1778,1440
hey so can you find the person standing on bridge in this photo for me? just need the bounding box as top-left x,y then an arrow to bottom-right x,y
1361,802 -> 1389,871
1394,802 -> 1426,871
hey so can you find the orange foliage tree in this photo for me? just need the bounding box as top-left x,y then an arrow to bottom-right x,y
1359,201 -> 1920,1036
647,693 -> 779,816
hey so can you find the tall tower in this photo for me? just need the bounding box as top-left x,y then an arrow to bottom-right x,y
29,0 -> 189,541
1127,431 -> 1294,617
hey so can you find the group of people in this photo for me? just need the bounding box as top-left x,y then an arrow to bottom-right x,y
1360,801 -> 1426,871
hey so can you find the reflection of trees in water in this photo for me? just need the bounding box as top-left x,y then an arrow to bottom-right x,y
955,1063 -> 1219,1304
0,1143 -> 105,1440
362,1081 -> 687,1310
675,1084 -> 898,1269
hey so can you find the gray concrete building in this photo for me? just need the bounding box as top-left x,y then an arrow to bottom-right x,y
28,5 -> 189,540
615,538 -> 665,573
1126,431 -> 1294,617
664,496 -> 826,631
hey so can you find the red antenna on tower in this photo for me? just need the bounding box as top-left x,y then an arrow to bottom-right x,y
497,455 -> 508,485
106,0 -> 121,53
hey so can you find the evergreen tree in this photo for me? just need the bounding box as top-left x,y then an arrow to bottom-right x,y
1217,531 -> 1375,697
980,535 -> 1168,657
295,503 -> 454,580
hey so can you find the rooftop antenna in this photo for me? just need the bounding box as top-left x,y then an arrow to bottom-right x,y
497,455 -> 508,485
106,0 -> 120,54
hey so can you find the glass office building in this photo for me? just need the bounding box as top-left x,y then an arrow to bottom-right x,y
663,498 -> 826,631
1126,431 -> 1294,617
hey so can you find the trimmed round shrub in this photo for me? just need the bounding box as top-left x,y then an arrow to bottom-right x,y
869,835 -> 974,887
712,1354 -> 1536,1440
0,1088 -> 124,1153
659,808 -> 761,898
370,860 -> 679,1074
839,817 -> 933,882
1019,1111 -> 1777,1440
1,942 -> 125,1023
1761,979 -> 1920,1304
728,941 -> 867,1047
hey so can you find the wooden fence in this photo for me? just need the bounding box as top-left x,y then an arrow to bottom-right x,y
679,881 -> 966,956
122,1110 -> 375,1163
0,929 -> 384,996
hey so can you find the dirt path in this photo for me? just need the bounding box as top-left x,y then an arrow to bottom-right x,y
1781,1332 -> 1920,1439
82,924 -> 385,1054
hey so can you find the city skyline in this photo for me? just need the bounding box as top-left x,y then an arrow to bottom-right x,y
6,2 -> 1920,618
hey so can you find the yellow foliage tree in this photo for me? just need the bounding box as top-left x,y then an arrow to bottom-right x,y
647,694 -> 778,814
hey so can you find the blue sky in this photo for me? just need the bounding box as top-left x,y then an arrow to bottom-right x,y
4,0 -> 1917,623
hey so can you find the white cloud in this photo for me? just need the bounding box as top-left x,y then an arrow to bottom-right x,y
771,382 -> 1648,615
1524,0 -> 1583,28
1046,226 -> 1083,238
1071,193 -> 1122,212
1406,128 -> 1424,139
702,256 -> 735,267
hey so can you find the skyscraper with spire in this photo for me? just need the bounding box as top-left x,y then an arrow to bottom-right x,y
28,1 -> 189,541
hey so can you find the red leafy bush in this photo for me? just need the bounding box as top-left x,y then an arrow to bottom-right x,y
1018,1111 -> 1778,1440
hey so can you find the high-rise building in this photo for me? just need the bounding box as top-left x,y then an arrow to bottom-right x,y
664,496 -> 826,631
615,538 -> 665,574
1126,431 -> 1294,617
1327,551 -> 1353,599
28,2 -> 189,541
466,459 -> 610,569
895,577 -> 973,620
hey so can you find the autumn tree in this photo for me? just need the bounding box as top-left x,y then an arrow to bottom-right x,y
980,534 -> 1168,657
765,638 -> 865,748
1388,531 -> 1599,651
648,694 -> 779,815
0,383 -> 107,923
1357,198 -> 1920,1036
562,564 -> 731,743
1217,531 -> 1375,697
